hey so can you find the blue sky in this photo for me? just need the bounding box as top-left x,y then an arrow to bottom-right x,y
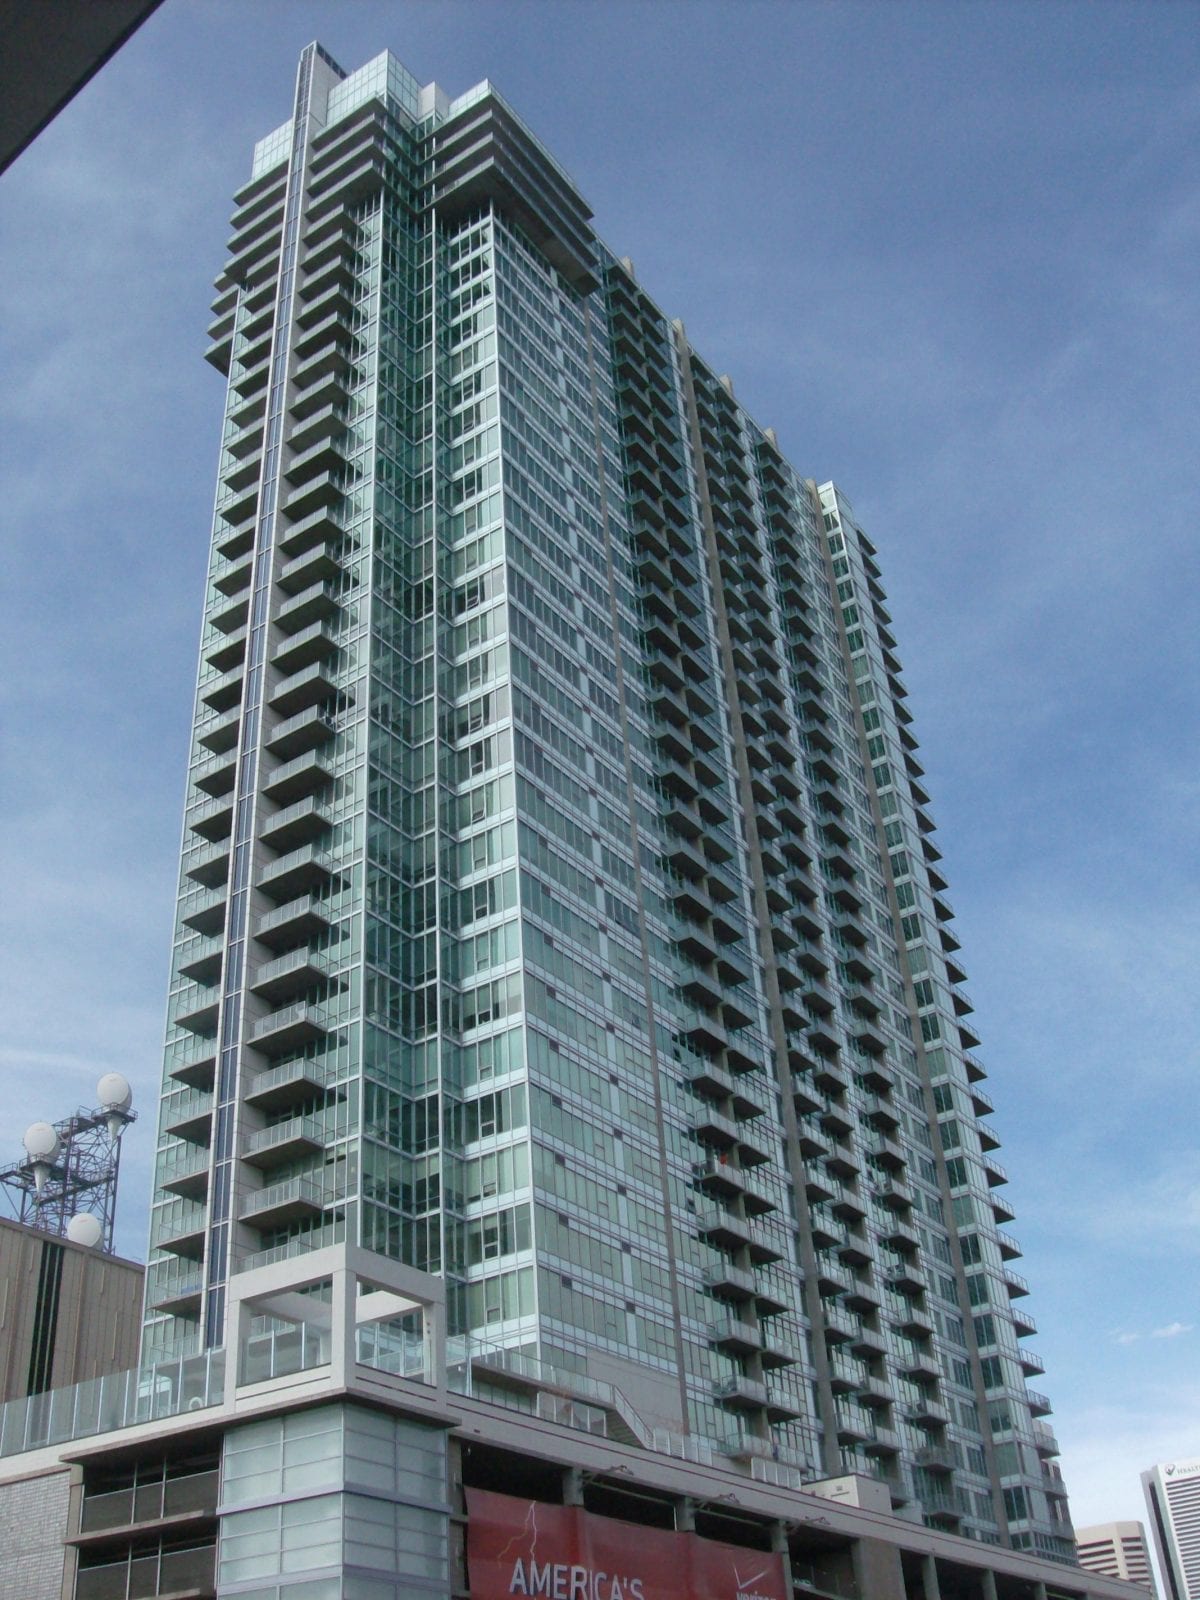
0,0 -> 1195,1537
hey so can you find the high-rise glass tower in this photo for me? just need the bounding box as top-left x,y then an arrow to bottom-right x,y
145,40 -> 1072,1560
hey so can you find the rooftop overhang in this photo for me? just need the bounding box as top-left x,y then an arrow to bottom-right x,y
433,93 -> 599,293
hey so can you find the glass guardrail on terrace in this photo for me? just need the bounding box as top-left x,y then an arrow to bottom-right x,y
0,1347 -> 226,1460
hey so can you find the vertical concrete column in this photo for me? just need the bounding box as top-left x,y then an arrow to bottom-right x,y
1033,1584 -> 1048,1600
923,1552 -> 942,1600
676,1496 -> 696,1532
770,1522 -> 794,1595
980,1568 -> 998,1600
425,1297 -> 446,1390
223,1291 -> 250,1405
564,1467 -> 585,1506
329,1263 -> 355,1386
849,1535 -> 907,1600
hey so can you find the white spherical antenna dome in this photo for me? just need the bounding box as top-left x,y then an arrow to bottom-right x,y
23,1122 -> 60,1163
66,1213 -> 104,1249
96,1073 -> 132,1113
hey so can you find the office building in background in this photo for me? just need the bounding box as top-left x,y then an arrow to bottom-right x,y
1144,1461 -> 1200,1600
1076,1522 -> 1158,1595
0,41 -> 1131,1600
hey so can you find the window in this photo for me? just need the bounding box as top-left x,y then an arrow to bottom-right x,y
1003,1487 -> 1028,1522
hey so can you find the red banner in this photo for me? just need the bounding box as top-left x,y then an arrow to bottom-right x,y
466,1487 -> 788,1600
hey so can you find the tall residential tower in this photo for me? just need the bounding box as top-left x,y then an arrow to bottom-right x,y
145,39 -> 1068,1563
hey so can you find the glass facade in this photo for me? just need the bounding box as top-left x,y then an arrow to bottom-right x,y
142,40 -> 1072,1560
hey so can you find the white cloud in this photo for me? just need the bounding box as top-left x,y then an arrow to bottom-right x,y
1110,1322 -> 1194,1346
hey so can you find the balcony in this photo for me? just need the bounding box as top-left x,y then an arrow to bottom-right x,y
269,661 -> 339,718
1032,1420 -> 1060,1457
249,1001 -> 329,1057
258,795 -> 332,852
740,1171 -> 776,1218
875,1171 -> 914,1211
759,1336 -> 796,1372
257,844 -> 335,901
261,749 -> 333,806
243,1115 -> 325,1171
244,1058 -> 331,1113
863,1424 -> 900,1456
900,1347 -> 940,1383
209,590 -> 249,635
255,890 -> 332,952
834,1400 -> 873,1445
850,1323 -> 888,1359
272,618 -> 339,675
708,1318 -> 762,1356
701,1263 -> 757,1302
692,1105 -> 738,1149
148,1267 -> 204,1318
205,623 -> 248,674
251,946 -> 325,1004
278,540 -> 343,594
157,1218 -> 207,1261
827,1348 -> 864,1390
213,549 -> 253,598
885,1260 -> 926,1296
688,1058 -> 734,1100
881,1216 -> 921,1255
266,704 -> 338,758
239,1175 -> 329,1229
896,1302 -> 935,1339
281,471 -> 344,526
185,839 -> 230,890
284,431 -> 345,485
160,1152 -> 211,1202
164,1091 -> 212,1144
814,1256 -> 853,1298
909,1396 -> 950,1428
182,885 -> 227,938
277,579 -> 341,632
714,1375 -> 769,1411
871,1133 -> 907,1172
168,1048 -> 216,1092
193,747 -> 237,798
189,793 -> 234,844
178,938 -> 222,987
175,994 -> 219,1038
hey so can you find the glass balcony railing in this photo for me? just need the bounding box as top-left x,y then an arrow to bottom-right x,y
0,1348 -> 225,1460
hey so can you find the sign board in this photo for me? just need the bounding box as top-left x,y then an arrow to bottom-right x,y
466,1487 -> 789,1600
